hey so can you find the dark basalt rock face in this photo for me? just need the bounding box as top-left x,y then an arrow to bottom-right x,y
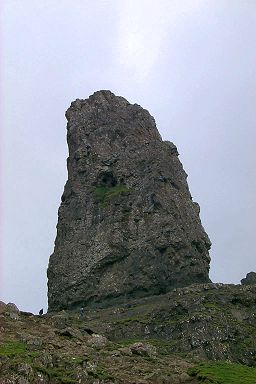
241,271 -> 256,285
47,90 -> 211,312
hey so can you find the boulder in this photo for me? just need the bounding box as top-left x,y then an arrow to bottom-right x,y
130,342 -> 157,357
241,271 -> 256,285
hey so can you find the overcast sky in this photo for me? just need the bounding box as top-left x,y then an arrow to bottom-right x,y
1,0 -> 256,313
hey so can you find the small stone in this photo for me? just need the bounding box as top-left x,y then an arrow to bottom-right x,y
118,347 -> 133,356
84,360 -> 97,373
17,363 -> 33,376
86,334 -> 108,348
130,342 -> 157,357
57,327 -> 84,340
17,378 -> 30,384
9,312 -> 20,320
179,372 -> 192,382
26,337 -> 43,347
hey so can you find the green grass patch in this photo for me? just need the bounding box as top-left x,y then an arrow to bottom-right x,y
22,351 -> 41,364
88,366 -> 114,381
35,366 -> 77,383
0,340 -> 40,368
116,338 -> 142,347
0,341 -> 27,356
204,302 -> 222,310
188,362 -> 256,383
115,316 -> 149,325
93,185 -> 131,207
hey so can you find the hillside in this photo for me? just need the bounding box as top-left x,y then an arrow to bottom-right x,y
1,283 -> 256,383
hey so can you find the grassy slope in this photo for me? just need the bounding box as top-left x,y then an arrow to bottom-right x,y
1,284 -> 256,383
188,362 -> 256,383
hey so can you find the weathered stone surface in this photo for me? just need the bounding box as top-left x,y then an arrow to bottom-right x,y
130,342 -> 157,357
241,271 -> 256,285
0,301 -> 20,320
6,303 -> 19,313
83,283 -> 256,365
0,301 -> 7,314
86,334 -> 108,348
47,90 -> 211,311
1,285 -> 256,382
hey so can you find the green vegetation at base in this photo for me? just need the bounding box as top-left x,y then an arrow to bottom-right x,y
115,315 -> 150,325
93,185 -> 131,207
188,362 -> 256,384
34,366 -> 77,384
116,338 -> 142,347
0,340 -> 40,367
0,341 -> 27,356
88,367 -> 114,381
116,338 -> 176,356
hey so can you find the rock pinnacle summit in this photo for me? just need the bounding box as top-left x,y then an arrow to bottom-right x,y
47,90 -> 211,311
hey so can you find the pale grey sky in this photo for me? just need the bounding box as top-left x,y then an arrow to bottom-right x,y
1,0 -> 256,313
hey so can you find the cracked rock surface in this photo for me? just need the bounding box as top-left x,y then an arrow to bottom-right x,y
47,90 -> 211,312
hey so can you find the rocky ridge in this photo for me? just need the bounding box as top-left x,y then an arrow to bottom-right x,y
48,90 -> 211,312
1,283 -> 256,383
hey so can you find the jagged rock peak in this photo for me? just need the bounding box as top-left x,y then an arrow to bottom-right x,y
47,91 -> 211,312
